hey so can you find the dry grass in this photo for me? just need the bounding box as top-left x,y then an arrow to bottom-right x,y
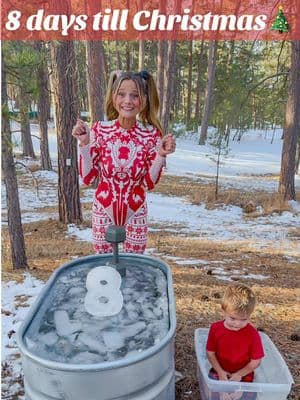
155,175 -> 298,216
2,219 -> 93,274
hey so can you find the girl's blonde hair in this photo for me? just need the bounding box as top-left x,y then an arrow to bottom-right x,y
222,283 -> 256,316
105,70 -> 163,136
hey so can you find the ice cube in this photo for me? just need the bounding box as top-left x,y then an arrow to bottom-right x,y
77,333 -> 105,354
54,310 -> 82,336
40,331 -> 58,346
102,331 -> 125,350
123,321 -> 146,337
70,351 -> 103,364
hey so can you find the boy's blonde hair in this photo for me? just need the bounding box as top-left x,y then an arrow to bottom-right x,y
105,70 -> 163,135
222,283 -> 256,316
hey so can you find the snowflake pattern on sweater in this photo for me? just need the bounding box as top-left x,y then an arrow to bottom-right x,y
79,119 -> 165,225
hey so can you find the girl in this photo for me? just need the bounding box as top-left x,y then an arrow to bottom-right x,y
72,70 -> 176,254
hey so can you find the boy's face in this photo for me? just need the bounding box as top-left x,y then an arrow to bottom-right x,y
223,309 -> 250,331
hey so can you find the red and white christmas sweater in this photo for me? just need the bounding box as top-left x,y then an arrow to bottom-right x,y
79,119 -> 166,225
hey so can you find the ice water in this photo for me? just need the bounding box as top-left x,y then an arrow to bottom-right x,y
24,262 -> 169,364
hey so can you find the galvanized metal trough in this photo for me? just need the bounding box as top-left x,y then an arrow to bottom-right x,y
17,237 -> 176,400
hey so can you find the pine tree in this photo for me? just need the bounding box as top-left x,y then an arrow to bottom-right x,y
271,6 -> 289,34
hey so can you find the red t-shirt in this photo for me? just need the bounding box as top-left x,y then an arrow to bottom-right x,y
206,320 -> 264,373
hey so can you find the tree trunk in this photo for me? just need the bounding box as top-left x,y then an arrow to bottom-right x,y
195,41 -> 205,122
86,41 -> 106,123
138,40 -> 145,71
226,40 -> 235,70
19,85 -> 35,158
161,41 -> 177,135
278,41 -> 300,200
296,137 -> 300,174
173,67 -> 181,116
50,41 -> 82,223
157,41 -> 167,120
125,41 -> 130,71
115,41 -> 122,70
35,41 -> 52,170
102,45 -> 108,85
199,41 -> 218,145
186,41 -> 193,128
2,58 -> 28,269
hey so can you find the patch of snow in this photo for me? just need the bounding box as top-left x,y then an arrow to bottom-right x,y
67,224 -> 93,242
2,274 -> 45,399
207,267 -> 270,282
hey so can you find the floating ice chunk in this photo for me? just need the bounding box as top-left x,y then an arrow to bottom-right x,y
54,337 -> 72,356
40,331 -> 58,346
68,287 -> 85,296
68,333 -> 80,344
59,276 -> 69,284
102,331 -> 125,350
153,307 -> 163,318
123,322 -> 146,337
125,349 -> 143,358
142,308 -> 156,319
127,310 -> 139,321
77,333 -> 105,354
127,340 -> 135,350
122,288 -> 134,296
154,337 -> 161,345
136,293 -> 147,303
54,310 -> 82,336
155,275 -> 167,292
123,295 -> 131,302
70,351 -> 103,364
25,337 -> 36,349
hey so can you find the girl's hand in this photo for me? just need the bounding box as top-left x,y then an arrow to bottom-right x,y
158,133 -> 176,157
72,118 -> 90,146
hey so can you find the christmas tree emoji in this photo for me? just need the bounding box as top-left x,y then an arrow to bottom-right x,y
271,6 -> 289,33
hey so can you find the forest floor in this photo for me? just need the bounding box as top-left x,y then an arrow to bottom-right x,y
2,173 -> 300,400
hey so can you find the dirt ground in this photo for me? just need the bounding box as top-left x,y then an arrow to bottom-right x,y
2,174 -> 300,399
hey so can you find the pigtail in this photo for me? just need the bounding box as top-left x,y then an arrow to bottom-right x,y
105,71 -> 121,120
139,72 -> 164,136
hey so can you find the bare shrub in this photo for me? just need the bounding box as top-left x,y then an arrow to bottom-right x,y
261,193 -> 291,216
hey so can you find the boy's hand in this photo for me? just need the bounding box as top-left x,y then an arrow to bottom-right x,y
229,372 -> 242,382
218,370 -> 230,381
72,118 -> 90,146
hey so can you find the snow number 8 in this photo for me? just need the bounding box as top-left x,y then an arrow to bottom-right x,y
84,266 -> 123,317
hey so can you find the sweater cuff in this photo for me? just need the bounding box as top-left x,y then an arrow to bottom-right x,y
155,152 -> 167,167
78,142 -> 91,156
156,152 -> 167,167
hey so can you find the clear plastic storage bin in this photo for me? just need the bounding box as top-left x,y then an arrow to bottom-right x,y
194,328 -> 294,400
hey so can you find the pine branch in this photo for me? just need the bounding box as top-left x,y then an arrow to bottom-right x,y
249,72 -> 289,92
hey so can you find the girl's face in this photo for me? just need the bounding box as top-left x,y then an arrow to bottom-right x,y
113,79 -> 145,123
223,309 -> 250,331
